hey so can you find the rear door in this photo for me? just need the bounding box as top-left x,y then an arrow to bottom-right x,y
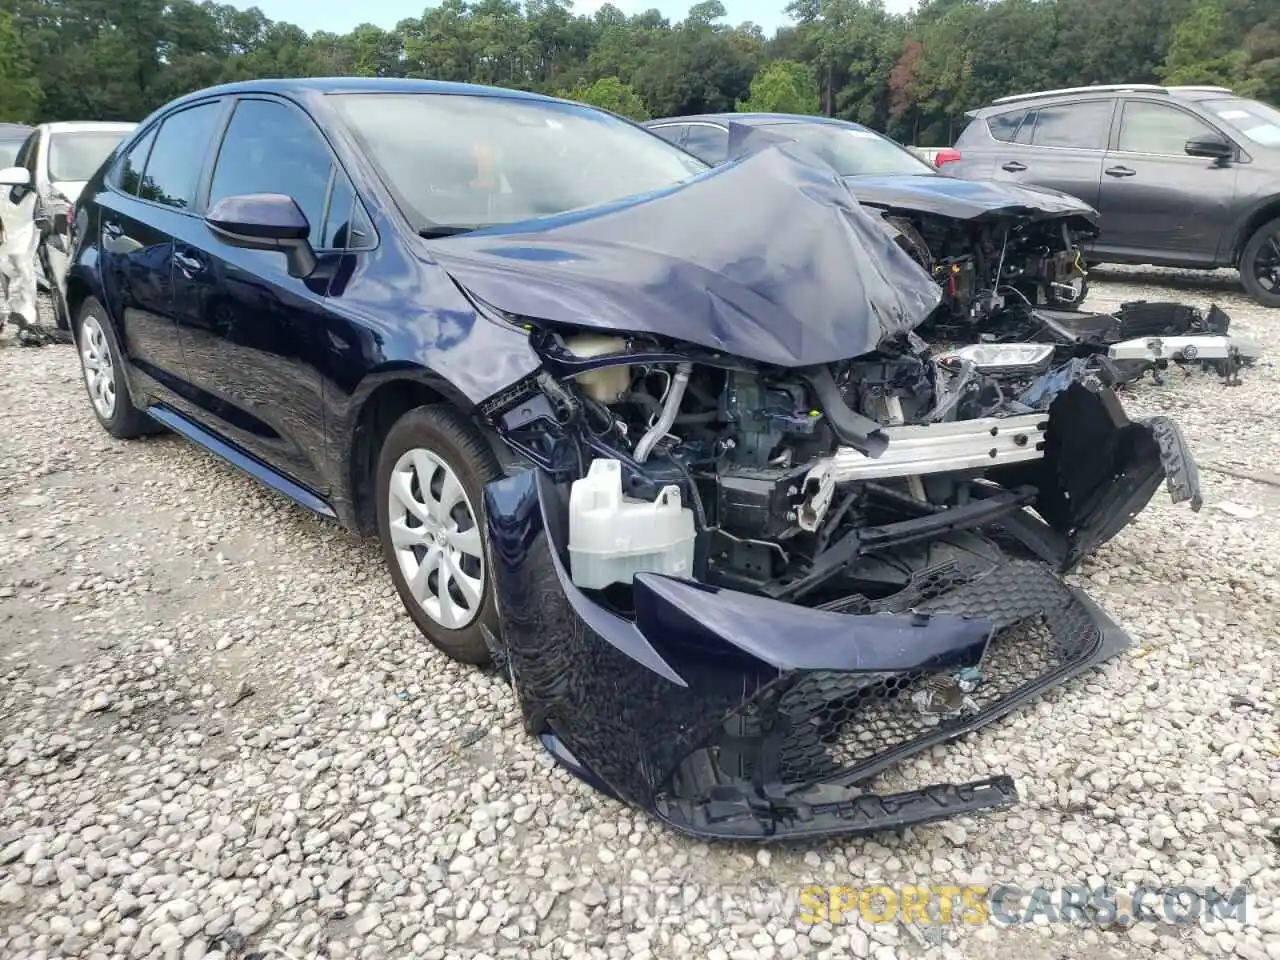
1094,98 -> 1240,262
95,102 -> 227,395
986,98 -> 1113,208
168,95 -> 361,492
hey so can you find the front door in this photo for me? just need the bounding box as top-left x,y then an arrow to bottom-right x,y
168,95 -> 350,493
1095,98 -> 1240,262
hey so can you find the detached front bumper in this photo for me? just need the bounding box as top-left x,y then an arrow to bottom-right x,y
483,468 -> 1133,841
1027,301 -> 1263,384
1107,332 -> 1262,372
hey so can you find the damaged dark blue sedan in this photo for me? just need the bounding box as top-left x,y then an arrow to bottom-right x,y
67,78 -> 1201,841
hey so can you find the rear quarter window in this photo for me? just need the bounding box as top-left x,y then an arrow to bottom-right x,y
647,124 -> 685,148
985,110 -> 1027,143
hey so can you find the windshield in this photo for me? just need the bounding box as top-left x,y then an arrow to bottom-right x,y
48,130 -> 131,182
757,122 -> 936,178
1201,97 -> 1280,147
330,92 -> 709,232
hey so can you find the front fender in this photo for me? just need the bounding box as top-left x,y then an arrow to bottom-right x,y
1221,192 -> 1280,264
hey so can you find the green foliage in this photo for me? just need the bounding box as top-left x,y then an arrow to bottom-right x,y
1159,0 -> 1248,86
0,0 -> 1274,145
560,76 -> 650,119
0,10 -> 42,122
737,60 -> 820,114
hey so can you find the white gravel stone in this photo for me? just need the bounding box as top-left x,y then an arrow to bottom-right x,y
0,276 -> 1277,959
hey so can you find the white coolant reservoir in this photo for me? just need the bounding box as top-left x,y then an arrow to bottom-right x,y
568,459 -> 696,590
563,334 -> 630,403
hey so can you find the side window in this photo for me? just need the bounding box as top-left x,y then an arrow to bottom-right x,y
114,128 -> 157,197
1028,100 -> 1114,150
647,124 -> 686,148
986,109 -> 1026,142
1117,101 -> 1218,156
320,171 -> 374,251
209,98 -> 333,247
1015,111 -> 1036,144
682,124 -> 729,164
140,102 -> 223,209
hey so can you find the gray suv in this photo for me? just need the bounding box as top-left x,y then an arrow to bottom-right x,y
942,84 -> 1280,307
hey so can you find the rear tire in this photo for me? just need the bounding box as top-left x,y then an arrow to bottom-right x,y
1239,218 -> 1280,308
375,405 -> 503,666
75,297 -> 157,439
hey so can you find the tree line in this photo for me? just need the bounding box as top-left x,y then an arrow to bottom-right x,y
0,0 -> 1276,147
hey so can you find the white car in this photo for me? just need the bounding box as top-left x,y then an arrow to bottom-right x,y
8,121 -> 135,325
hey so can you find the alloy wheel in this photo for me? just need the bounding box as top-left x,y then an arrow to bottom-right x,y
387,448 -> 485,630
1251,230 -> 1280,295
80,314 -> 117,420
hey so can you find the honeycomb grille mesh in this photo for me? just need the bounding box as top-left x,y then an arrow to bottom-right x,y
777,560 -> 1100,785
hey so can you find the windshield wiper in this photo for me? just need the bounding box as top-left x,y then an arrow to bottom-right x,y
418,225 -> 477,239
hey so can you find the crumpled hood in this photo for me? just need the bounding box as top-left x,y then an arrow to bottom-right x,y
423,143 -> 942,368
843,174 -> 1100,223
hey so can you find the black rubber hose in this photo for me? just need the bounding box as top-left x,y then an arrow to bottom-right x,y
800,365 -> 890,458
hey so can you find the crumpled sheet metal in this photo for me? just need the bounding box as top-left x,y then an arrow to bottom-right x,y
0,187 -> 39,332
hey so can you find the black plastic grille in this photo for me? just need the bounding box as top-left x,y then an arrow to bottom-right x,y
776,560 -> 1100,785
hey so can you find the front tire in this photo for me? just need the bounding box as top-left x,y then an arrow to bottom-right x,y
1239,218 -> 1280,307
375,405 -> 503,665
76,297 -> 156,439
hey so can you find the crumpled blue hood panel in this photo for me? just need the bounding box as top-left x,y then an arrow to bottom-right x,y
423,143 -> 943,368
844,174 -> 1100,223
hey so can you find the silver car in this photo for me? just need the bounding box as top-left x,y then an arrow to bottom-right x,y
10,121 -> 136,324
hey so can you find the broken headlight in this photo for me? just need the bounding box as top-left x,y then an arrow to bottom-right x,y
939,342 -> 1055,376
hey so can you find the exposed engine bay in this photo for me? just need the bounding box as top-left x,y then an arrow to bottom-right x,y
878,207 -> 1090,326
870,207 -> 1264,386
488,325 -> 1199,609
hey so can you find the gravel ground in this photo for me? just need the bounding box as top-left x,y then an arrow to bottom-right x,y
1,269 -> 1278,960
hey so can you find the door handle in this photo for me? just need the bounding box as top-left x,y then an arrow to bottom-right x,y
1105,166 -> 1136,178
102,222 -> 123,240
1001,161 -> 1027,172
173,252 -> 204,275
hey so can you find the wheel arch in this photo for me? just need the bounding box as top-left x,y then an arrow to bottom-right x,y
1229,196 -> 1280,265
342,370 -> 506,537
64,273 -> 95,335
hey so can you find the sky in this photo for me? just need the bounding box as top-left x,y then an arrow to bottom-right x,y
248,0 -> 919,37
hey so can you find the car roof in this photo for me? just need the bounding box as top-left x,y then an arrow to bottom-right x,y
646,113 -> 869,131
969,84 -> 1238,116
161,77 -> 564,114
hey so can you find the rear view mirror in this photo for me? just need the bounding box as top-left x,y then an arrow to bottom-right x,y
0,165 -> 30,187
205,193 -> 317,278
1185,133 -> 1233,161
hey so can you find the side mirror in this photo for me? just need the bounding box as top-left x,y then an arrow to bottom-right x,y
205,193 -> 317,278
0,165 -> 30,187
1185,133 -> 1233,162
